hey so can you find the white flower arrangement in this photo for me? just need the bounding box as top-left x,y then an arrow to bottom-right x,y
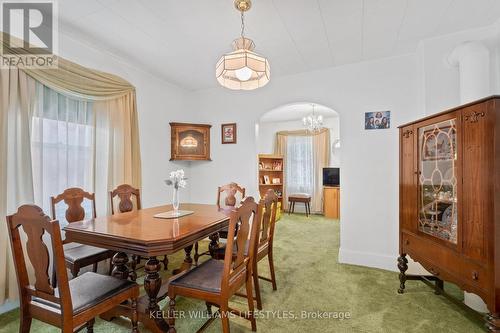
165,169 -> 187,189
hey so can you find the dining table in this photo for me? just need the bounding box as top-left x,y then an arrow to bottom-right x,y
64,203 -> 230,333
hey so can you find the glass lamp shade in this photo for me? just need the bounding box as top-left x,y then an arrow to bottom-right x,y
180,135 -> 198,148
216,37 -> 270,90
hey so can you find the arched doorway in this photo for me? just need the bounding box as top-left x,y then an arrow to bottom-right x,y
256,102 -> 340,218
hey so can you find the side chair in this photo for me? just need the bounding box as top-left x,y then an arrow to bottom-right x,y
6,205 -> 139,333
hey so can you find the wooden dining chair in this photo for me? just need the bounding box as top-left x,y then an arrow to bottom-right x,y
194,182 -> 246,265
110,184 -> 168,279
252,189 -> 279,309
168,197 -> 260,333
51,188 -> 114,286
6,205 -> 139,333
211,189 -> 279,310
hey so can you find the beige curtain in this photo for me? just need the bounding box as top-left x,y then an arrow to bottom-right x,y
1,33 -> 141,189
312,130 -> 330,212
93,93 -> 142,214
0,68 -> 37,304
0,32 -> 142,304
275,133 -> 288,209
275,128 -> 330,213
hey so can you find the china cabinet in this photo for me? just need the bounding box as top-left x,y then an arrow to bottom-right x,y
398,96 -> 500,331
170,123 -> 211,161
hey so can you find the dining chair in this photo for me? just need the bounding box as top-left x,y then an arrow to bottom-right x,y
51,188 -> 114,286
194,182 -> 246,265
110,184 -> 168,280
211,189 -> 279,310
167,197 -> 260,333
6,205 -> 139,333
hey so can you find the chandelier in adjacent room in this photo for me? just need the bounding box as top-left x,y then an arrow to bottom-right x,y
303,104 -> 324,132
216,0 -> 270,90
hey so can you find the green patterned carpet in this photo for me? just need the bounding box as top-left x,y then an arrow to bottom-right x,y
0,214 -> 485,333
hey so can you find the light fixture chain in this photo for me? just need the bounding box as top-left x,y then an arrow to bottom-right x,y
241,11 -> 245,38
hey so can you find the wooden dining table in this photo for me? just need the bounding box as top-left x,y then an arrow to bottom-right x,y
64,203 -> 230,333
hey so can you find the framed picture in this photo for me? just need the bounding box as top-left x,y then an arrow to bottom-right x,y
263,175 -> 270,184
365,111 -> 390,130
221,123 -> 237,144
272,178 -> 281,184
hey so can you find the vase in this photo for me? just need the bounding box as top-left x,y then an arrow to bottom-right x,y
172,187 -> 180,214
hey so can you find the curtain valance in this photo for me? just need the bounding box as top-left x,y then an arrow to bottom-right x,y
1,32 -> 135,100
275,128 -> 329,137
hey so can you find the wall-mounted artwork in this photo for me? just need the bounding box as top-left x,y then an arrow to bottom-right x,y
365,111 -> 391,130
221,123 -> 237,144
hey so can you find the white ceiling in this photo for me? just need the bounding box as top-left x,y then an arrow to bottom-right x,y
57,0 -> 500,90
260,103 -> 338,122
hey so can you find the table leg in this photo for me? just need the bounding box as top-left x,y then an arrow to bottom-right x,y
208,232 -> 220,256
172,245 -> 194,275
144,257 -> 170,332
111,252 -> 129,280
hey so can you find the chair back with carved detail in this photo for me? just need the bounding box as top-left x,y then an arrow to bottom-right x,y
110,184 -> 141,215
51,187 -> 96,224
221,197 -> 260,292
217,182 -> 246,210
257,189 -> 279,251
6,205 -> 72,315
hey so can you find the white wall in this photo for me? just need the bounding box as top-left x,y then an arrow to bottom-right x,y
57,32 -> 194,208
257,117 -> 340,167
186,54 -> 421,271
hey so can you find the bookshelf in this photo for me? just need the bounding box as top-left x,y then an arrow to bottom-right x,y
258,154 -> 284,210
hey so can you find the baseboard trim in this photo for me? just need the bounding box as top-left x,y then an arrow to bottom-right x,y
338,248 -> 398,272
0,300 -> 19,315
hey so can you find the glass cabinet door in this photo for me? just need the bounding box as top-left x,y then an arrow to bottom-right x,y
418,118 -> 458,244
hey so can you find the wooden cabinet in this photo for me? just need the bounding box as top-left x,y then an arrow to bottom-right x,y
323,187 -> 340,219
170,123 -> 211,161
398,96 -> 500,330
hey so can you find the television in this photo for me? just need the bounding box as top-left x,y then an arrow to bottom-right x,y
323,167 -> 340,187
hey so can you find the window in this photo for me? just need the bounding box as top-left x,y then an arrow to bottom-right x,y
31,83 -> 94,223
286,135 -> 314,196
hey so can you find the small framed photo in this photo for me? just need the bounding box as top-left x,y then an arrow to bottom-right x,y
365,111 -> 390,130
272,178 -> 281,184
221,123 -> 237,144
263,175 -> 270,184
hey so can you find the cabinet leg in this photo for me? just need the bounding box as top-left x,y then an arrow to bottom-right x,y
486,313 -> 500,332
434,278 -> 444,295
397,254 -> 408,294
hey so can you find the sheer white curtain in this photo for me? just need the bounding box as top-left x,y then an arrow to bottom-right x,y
280,129 -> 330,213
286,135 -> 314,203
31,83 -> 95,223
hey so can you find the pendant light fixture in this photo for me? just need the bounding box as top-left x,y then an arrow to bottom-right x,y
303,104 -> 324,133
216,0 -> 270,90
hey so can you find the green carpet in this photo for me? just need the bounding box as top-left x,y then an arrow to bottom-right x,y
0,214 -> 485,332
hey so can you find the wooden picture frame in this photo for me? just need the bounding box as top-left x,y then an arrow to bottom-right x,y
221,123 -> 237,144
